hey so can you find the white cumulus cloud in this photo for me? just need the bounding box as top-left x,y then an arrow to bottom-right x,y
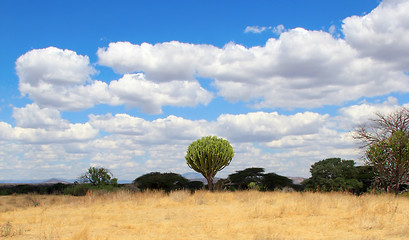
13,103 -> 69,129
15,47 -> 214,113
107,73 -> 213,114
343,0 -> 409,70
216,111 -> 328,142
97,14 -> 409,110
16,47 -> 95,87
1,104 -> 99,144
15,47 -> 110,111
97,41 -> 220,81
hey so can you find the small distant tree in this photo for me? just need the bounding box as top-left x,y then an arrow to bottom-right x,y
303,158 -> 362,192
79,167 -> 117,186
228,168 -> 265,190
133,172 -> 189,192
185,136 -> 234,191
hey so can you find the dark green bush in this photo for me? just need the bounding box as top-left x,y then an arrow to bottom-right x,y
187,181 -> 204,192
0,188 -> 11,195
63,184 -> 93,196
134,172 -> 190,193
261,173 -> 294,191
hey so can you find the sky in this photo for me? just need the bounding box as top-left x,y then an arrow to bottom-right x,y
1,0 -> 409,182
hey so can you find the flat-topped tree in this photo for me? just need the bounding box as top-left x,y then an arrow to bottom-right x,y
185,136 -> 234,191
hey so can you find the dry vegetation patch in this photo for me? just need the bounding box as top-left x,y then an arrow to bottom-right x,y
0,191 -> 408,240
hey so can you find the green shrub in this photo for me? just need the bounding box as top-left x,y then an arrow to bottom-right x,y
134,172 -> 190,193
63,184 -> 92,196
63,183 -> 120,196
0,188 -> 11,195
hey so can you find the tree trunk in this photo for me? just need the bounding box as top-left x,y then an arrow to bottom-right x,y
394,183 -> 399,196
206,176 -> 214,191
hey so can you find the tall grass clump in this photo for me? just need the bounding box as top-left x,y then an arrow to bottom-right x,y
0,222 -> 22,237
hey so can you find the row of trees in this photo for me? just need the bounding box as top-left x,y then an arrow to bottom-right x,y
132,168 -> 297,192
2,108 -> 406,196
0,161 -> 383,196
299,108 -> 409,195
64,108 -> 409,195
72,161 -> 377,195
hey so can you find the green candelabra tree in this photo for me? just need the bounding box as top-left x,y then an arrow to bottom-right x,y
185,136 -> 234,191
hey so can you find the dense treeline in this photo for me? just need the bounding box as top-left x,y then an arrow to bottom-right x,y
0,183 -> 68,195
213,167 -> 301,191
2,158 -> 400,196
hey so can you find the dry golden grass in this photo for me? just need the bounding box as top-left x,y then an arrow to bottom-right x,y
1,190 -> 408,240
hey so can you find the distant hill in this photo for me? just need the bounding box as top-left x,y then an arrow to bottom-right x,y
182,172 -> 221,184
0,178 -> 72,185
288,177 -> 306,185
41,178 -> 72,184
182,172 -> 203,179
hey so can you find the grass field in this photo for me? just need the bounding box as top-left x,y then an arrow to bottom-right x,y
1,190 -> 408,240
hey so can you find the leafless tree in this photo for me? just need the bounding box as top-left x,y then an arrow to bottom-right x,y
354,108 -> 409,146
353,107 -> 409,195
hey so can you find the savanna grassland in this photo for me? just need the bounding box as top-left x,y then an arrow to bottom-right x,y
1,190 -> 408,240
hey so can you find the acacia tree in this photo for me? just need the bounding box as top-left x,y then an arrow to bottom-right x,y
133,172 -> 189,192
262,173 -> 294,191
80,167 -> 117,186
228,167 -> 265,190
185,136 -> 234,191
354,107 -> 409,195
303,158 -> 362,192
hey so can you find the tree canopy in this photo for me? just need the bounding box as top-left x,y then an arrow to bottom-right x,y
79,167 -> 117,186
303,158 -> 362,192
228,167 -> 265,190
185,136 -> 234,190
262,173 -> 294,191
133,172 -> 190,192
354,107 -> 409,195
366,130 -> 409,194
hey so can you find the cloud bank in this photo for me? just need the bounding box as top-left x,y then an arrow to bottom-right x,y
98,0 -> 409,109
2,0 -> 409,180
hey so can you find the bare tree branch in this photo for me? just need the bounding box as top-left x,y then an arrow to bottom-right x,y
352,107 -> 409,195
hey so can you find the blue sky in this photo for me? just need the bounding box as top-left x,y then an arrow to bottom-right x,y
1,0 -> 409,181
